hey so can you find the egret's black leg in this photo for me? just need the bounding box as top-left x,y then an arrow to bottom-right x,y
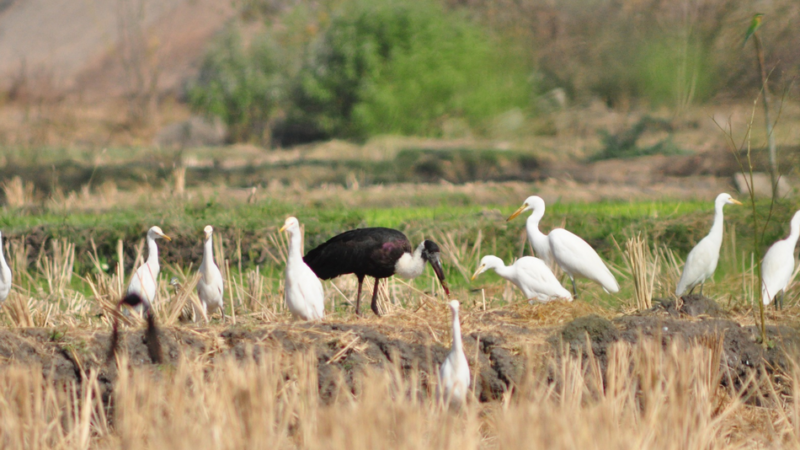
570,276 -> 578,299
699,281 -> 704,296
355,274 -> 365,316
370,278 -> 381,317
778,291 -> 785,310
688,285 -> 696,295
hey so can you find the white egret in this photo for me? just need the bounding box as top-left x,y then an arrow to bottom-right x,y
471,255 -> 572,302
761,210 -> 800,308
507,195 -> 556,271
0,231 -> 12,303
440,300 -> 470,409
281,217 -> 324,321
675,193 -> 741,296
549,228 -> 619,297
127,226 -> 171,305
197,225 -> 225,322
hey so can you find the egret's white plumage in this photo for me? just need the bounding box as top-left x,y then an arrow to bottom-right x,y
127,226 -> 171,304
507,196 -> 556,271
471,255 -> 572,302
549,228 -> 619,295
281,217 -> 324,321
675,193 -> 741,296
761,210 -> 800,306
440,300 -> 470,409
0,231 -> 12,303
196,225 -> 224,321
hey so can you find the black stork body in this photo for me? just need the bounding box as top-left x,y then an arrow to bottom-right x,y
304,227 -> 449,316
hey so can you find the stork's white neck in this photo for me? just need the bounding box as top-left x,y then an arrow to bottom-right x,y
395,243 -> 425,279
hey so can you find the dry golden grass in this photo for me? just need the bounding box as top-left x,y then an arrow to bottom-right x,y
0,210 -> 797,449
0,335 -> 798,449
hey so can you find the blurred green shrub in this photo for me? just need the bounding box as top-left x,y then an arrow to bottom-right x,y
187,30 -> 283,144
285,0 -> 534,139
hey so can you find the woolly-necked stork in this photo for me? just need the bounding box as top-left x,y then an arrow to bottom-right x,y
303,227 -> 449,316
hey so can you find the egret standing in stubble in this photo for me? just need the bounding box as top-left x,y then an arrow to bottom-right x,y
282,217 -> 325,321
675,193 -> 741,297
197,225 -> 224,322
440,300 -> 469,409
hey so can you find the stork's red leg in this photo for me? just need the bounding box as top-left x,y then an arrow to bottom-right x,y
355,274 -> 365,316
370,278 -> 381,317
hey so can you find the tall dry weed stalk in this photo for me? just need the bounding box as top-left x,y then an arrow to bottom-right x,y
623,234 -> 657,310
173,165 -> 186,196
435,230 -> 482,283
35,238 -> 75,297
714,88 -> 787,345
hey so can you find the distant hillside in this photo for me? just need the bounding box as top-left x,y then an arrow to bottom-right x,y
0,0 -> 235,100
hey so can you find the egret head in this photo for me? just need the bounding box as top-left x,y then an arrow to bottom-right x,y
421,240 -> 449,295
507,195 -> 545,221
716,193 -> 742,207
280,216 -> 301,234
471,255 -> 503,280
448,300 -> 460,313
148,226 -> 172,242
203,225 -> 214,241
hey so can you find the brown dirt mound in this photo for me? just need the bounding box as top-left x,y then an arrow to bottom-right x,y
552,312 -> 800,392
652,294 -> 729,318
2,312 -> 798,407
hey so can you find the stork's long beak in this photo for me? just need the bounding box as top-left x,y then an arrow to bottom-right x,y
470,265 -> 485,281
427,252 -> 449,296
507,204 -> 527,222
731,199 -> 743,205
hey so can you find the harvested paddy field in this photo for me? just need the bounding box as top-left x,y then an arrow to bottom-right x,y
0,145 -> 798,448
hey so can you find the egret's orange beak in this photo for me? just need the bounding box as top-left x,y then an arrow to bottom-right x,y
507,204 -> 527,222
